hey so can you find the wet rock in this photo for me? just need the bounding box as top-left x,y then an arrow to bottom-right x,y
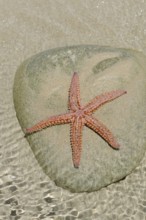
47,211 -> 56,216
9,185 -> 17,192
5,197 -> 18,205
44,196 -> 53,203
10,210 -> 17,216
13,45 -> 146,192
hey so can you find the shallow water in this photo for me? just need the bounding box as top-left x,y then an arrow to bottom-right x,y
1,1 -> 146,219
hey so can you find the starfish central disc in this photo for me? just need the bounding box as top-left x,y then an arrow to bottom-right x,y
74,109 -> 85,117
26,72 -> 127,168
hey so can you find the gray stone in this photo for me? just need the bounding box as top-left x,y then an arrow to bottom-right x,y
13,45 -> 146,192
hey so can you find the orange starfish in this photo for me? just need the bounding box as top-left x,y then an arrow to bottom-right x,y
25,72 -> 127,168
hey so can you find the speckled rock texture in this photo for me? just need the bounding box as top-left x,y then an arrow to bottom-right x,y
13,45 -> 146,192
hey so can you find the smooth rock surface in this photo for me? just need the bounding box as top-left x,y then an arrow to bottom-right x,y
13,45 -> 146,192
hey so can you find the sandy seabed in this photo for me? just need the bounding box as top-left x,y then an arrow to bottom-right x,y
1,1 -> 146,219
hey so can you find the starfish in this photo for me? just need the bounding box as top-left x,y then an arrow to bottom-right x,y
25,72 -> 127,168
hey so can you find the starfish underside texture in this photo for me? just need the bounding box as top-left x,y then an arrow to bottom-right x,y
26,72 -> 126,168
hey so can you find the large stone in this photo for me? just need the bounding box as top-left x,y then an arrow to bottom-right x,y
13,45 -> 146,192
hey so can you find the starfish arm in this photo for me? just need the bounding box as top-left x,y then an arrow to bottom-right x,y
68,72 -> 81,111
25,113 -> 73,135
83,90 -> 127,114
70,117 -> 84,168
85,115 -> 120,149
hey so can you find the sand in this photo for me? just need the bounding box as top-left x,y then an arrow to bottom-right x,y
1,1 -> 146,219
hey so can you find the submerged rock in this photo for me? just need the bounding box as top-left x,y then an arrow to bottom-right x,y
13,45 -> 146,192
